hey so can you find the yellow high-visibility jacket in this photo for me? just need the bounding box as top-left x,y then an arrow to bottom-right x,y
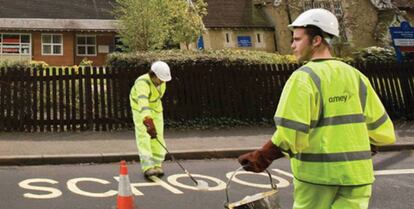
271,59 -> 395,185
130,74 -> 166,119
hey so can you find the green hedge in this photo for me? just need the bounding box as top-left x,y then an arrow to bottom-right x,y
107,48 -> 400,68
106,49 -> 298,67
0,60 -> 30,68
352,47 -> 397,63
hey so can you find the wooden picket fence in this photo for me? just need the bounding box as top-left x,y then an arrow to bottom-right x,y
0,61 -> 413,132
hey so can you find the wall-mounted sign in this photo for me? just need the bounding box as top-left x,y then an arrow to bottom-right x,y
98,45 -> 109,53
237,36 -> 252,47
389,21 -> 414,62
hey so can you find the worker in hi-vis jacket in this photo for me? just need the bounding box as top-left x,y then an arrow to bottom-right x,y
238,8 -> 395,209
130,61 -> 171,178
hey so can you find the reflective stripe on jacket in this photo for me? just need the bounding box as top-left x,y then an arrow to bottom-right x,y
271,59 -> 395,185
130,74 -> 166,118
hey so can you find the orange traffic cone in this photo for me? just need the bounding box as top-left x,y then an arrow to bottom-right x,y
117,160 -> 135,209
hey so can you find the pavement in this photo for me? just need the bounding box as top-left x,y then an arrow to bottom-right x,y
0,121 -> 414,166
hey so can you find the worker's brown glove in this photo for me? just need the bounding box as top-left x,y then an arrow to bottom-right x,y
143,117 -> 157,139
370,144 -> 378,156
238,140 -> 285,173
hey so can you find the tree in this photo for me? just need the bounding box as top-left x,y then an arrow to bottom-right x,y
114,0 -> 207,51
168,0 -> 207,49
113,0 -> 168,51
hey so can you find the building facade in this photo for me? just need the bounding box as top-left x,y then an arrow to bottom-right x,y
0,0 -> 277,66
185,0 -> 276,52
2,0 -> 412,66
0,0 -> 117,66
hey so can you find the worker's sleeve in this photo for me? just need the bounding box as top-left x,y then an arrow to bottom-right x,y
362,76 -> 396,146
271,72 -> 315,156
133,80 -> 152,119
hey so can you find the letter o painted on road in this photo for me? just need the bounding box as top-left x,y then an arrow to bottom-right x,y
167,174 -> 226,191
225,171 -> 290,188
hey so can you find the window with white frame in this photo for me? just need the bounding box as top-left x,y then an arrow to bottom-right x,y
303,1 -> 347,41
0,33 -> 31,55
76,35 -> 96,56
42,34 -> 63,55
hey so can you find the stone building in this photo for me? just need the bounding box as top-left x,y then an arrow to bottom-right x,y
256,0 -> 414,55
183,0 -> 277,52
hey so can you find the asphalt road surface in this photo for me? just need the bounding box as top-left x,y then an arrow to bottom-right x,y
0,151 -> 413,209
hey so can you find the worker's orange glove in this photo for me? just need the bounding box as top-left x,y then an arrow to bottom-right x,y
143,117 -> 157,139
238,140 -> 285,173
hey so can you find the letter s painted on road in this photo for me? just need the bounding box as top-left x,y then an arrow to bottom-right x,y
18,178 -> 62,199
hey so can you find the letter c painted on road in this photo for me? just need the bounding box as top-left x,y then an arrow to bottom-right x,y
67,177 -> 117,197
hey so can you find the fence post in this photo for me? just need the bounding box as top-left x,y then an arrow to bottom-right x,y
84,66 -> 93,130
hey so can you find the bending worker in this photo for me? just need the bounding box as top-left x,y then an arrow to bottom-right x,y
238,8 -> 395,209
130,61 -> 171,178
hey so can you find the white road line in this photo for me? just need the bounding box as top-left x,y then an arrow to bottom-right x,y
374,169 -> 414,176
272,169 -> 294,178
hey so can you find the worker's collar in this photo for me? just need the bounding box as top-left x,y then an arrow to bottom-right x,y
309,57 -> 338,62
149,74 -> 163,87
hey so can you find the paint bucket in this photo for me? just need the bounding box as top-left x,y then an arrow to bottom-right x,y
224,167 -> 281,209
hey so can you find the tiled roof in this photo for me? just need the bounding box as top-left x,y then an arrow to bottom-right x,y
0,0 -> 273,29
0,0 -> 114,19
204,0 -> 273,28
0,18 -> 117,31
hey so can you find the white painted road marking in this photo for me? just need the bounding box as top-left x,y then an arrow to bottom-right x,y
167,174 -> 226,191
18,179 -> 62,199
114,176 -> 184,195
374,169 -> 414,175
17,168 -> 414,199
67,177 -> 117,197
272,169 -> 294,178
225,171 -> 290,188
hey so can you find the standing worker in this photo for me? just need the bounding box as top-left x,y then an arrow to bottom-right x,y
238,8 -> 396,209
130,61 -> 172,179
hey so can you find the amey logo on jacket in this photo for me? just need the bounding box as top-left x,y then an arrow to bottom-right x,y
328,89 -> 353,103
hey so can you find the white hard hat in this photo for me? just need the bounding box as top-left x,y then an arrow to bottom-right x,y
288,8 -> 339,37
151,61 -> 171,82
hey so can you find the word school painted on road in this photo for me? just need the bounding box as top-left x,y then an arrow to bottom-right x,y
18,169 -> 291,199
